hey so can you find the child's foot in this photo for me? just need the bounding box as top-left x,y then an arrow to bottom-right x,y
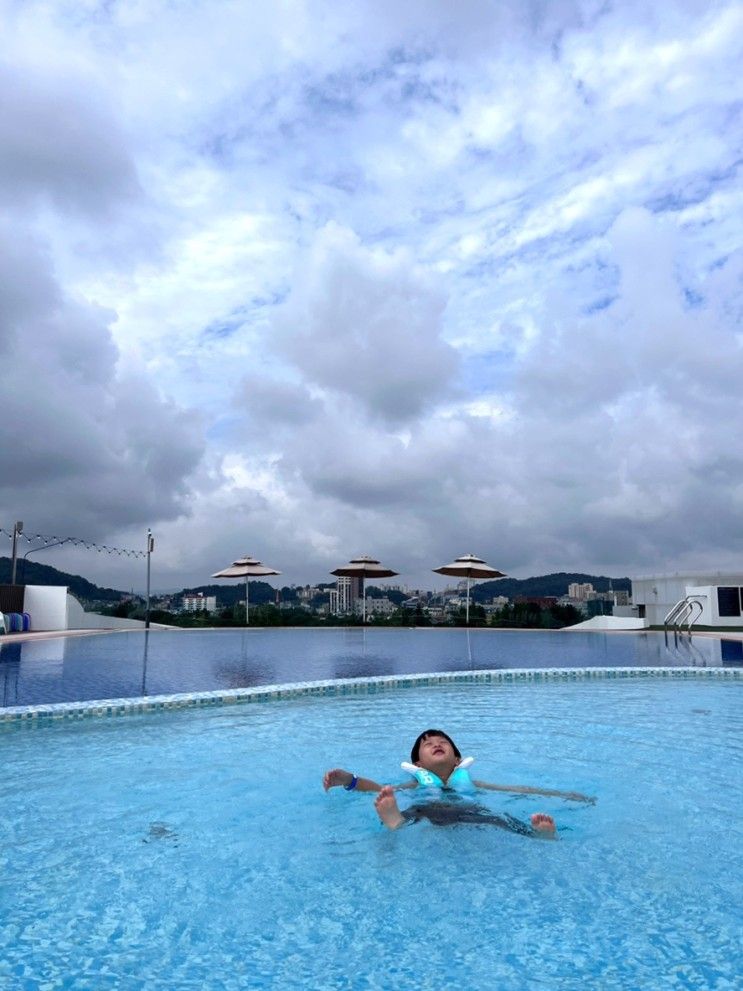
531,813 -> 556,837
375,786 -> 406,830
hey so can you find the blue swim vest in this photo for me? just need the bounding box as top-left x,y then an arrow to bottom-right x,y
400,756 -> 476,793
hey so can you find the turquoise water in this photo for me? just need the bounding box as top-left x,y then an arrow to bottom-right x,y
1,678 -> 741,989
1,627 -> 737,707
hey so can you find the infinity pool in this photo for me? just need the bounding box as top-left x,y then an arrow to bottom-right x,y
1,676 -> 740,989
1,627 -> 740,707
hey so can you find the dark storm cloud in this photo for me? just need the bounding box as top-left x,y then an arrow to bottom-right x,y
0,224 -> 204,537
0,60 -> 141,216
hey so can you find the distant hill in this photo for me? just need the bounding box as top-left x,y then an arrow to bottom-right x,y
470,572 -> 632,602
0,556 -> 126,603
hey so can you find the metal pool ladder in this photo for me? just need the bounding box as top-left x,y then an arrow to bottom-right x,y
664,596 -> 704,645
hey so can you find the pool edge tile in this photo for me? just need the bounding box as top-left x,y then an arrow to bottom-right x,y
0,665 -> 739,728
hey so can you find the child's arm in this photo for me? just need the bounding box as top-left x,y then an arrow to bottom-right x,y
322,768 -> 416,793
473,779 -> 596,804
323,768 -> 382,792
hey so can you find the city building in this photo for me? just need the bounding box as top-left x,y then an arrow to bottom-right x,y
514,596 -> 558,608
568,582 -> 594,601
181,593 -> 217,613
445,596 -> 467,612
329,576 -> 362,615
363,597 -> 396,617
297,585 -> 321,602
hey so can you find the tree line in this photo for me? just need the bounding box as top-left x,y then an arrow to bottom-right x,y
101,599 -> 584,629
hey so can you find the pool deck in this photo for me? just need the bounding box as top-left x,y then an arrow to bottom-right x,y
0,628 -> 118,643
0,624 -> 176,644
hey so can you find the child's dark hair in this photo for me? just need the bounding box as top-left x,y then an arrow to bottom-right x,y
410,729 -> 461,763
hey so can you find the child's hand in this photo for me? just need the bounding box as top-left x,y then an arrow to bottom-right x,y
323,768 -> 353,791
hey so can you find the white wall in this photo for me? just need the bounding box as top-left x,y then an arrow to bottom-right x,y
3,586 -> 156,633
23,585 -> 69,631
564,615 -> 648,631
563,616 -> 647,631
66,594 -> 147,630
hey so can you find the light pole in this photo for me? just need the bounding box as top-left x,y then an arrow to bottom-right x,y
21,539 -> 70,582
145,529 -> 154,629
10,521 -> 23,585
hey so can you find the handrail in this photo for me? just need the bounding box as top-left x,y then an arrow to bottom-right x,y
664,599 -> 690,626
685,599 -> 703,633
664,595 -> 704,644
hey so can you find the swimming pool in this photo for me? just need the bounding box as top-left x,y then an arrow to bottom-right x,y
1,627 -> 740,707
1,675 -> 740,989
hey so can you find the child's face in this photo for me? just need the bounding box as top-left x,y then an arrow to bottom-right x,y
416,734 -> 458,770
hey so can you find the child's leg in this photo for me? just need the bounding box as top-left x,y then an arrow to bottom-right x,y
472,809 -> 556,837
374,793 -> 557,838
374,785 -> 406,830
454,806 -> 556,837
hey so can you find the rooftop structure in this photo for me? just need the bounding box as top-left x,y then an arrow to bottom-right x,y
631,573 -> 743,627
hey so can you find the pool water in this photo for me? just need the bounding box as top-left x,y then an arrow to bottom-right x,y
1,678 -> 741,989
1,627 -> 738,707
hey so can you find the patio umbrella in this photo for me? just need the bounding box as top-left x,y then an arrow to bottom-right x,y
211,555 -> 281,625
330,555 -> 398,624
433,553 -> 506,625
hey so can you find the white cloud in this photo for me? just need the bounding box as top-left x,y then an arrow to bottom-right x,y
1,0 -> 742,590
275,224 -> 458,424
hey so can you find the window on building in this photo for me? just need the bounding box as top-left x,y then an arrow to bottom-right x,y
717,587 -> 741,617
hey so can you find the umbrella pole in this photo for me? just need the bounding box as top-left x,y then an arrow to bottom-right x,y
466,577 -> 470,626
245,575 -> 250,626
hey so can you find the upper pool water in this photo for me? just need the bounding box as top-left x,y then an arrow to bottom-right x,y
1,627 -> 741,707
1,676 -> 740,989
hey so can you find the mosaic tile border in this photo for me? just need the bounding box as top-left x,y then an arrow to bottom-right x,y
0,666 -> 739,728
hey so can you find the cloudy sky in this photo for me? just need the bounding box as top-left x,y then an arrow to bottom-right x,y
1,0 -> 742,592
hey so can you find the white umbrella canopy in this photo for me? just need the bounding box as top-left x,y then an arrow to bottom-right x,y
330,555 -> 399,623
211,555 -> 281,625
433,553 -> 506,625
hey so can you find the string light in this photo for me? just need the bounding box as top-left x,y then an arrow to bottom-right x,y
0,527 -> 147,559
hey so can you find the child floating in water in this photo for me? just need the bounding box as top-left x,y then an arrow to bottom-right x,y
323,728 -> 595,838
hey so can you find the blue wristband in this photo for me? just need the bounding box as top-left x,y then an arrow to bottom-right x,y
344,775 -> 358,791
